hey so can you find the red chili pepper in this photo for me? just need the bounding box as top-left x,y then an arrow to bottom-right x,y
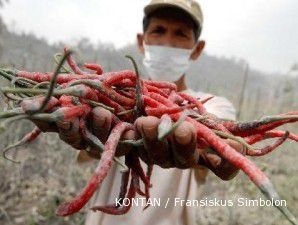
64,47 -> 85,75
143,95 -> 163,108
115,170 -> 130,208
144,80 -> 177,91
148,92 -> 175,107
17,71 -> 100,84
168,91 -> 184,104
3,127 -> 42,163
103,70 -> 136,87
84,63 -> 103,75
1,50 -> 297,223
97,93 -> 126,114
265,130 -> 298,142
59,96 -> 75,107
91,172 -> 136,215
246,131 -> 289,156
245,130 -> 298,145
222,118 -> 298,137
178,92 -> 206,115
145,106 -> 183,117
201,96 -> 214,104
56,122 -> 133,216
145,84 -> 169,98
182,116 -> 290,218
20,96 -> 59,113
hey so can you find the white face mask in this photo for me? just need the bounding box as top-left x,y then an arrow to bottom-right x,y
143,44 -> 193,82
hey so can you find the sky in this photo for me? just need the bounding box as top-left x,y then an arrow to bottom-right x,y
1,0 -> 298,74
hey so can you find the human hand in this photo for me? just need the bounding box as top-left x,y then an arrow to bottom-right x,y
198,139 -> 246,180
135,116 -> 199,169
135,115 -> 246,174
28,106 -> 132,158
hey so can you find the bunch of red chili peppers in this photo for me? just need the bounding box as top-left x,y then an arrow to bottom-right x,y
0,48 -> 297,224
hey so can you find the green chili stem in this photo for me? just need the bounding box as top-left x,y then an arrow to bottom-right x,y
214,130 -> 254,151
33,81 -> 51,89
86,100 -> 115,112
120,139 -> 144,147
117,109 -> 134,116
54,53 -> 72,73
0,108 -> 23,119
0,87 -> 84,97
125,55 -> 144,119
34,50 -> 72,114
12,77 -> 37,86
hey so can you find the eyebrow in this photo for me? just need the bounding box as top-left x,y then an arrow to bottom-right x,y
151,25 -> 166,30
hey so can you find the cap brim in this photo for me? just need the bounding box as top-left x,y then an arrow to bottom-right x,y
144,3 -> 200,27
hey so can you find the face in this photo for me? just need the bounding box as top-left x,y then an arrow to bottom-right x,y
137,16 -> 205,60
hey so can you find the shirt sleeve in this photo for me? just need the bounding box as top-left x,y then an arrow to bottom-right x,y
203,96 -> 236,120
193,91 -> 236,121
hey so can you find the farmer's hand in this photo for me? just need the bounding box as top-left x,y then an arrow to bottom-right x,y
198,139 -> 246,180
135,116 -> 246,175
57,106 -> 113,155
82,107 -> 133,159
135,116 -> 199,169
30,107 -> 132,158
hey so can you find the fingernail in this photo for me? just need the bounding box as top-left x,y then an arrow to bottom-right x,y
92,108 -> 110,127
122,130 -> 135,140
207,154 -> 221,168
142,126 -> 157,141
175,129 -> 192,145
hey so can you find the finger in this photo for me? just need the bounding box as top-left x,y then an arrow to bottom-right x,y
134,117 -> 152,165
210,151 -> 239,180
115,129 -> 135,157
134,117 -> 152,164
225,139 -> 246,155
200,147 -> 239,180
171,121 -> 198,168
205,153 -> 222,168
89,107 -> 112,142
199,148 -> 223,168
57,117 -> 87,150
135,116 -> 173,168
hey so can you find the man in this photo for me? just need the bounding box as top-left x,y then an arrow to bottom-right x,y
83,0 -> 245,224
27,0 -> 243,224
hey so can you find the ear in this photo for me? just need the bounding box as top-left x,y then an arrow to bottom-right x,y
137,33 -> 145,55
190,40 -> 205,60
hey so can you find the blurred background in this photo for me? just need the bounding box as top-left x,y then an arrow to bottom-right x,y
0,0 -> 297,225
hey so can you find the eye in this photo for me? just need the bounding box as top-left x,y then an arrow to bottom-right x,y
150,26 -> 166,35
175,30 -> 190,39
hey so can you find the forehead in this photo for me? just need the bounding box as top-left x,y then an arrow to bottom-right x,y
147,16 -> 194,31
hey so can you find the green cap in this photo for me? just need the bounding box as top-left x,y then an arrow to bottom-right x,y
144,0 -> 203,27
